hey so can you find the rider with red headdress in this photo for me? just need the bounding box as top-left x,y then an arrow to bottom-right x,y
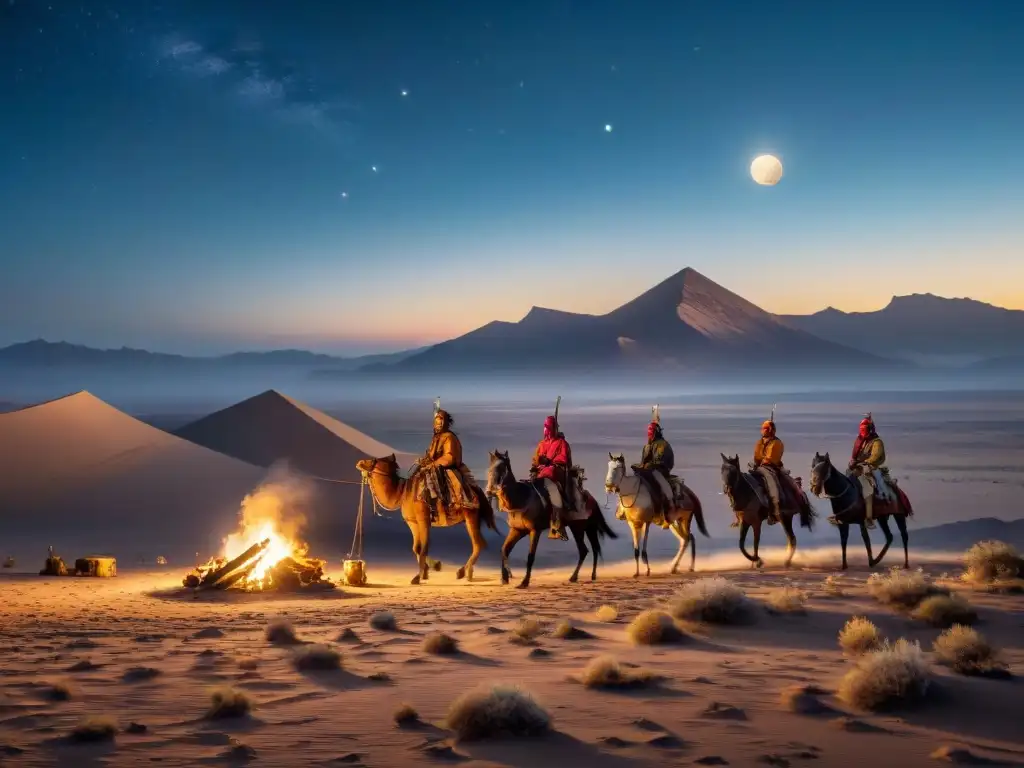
843,412 -> 892,529
530,400 -> 574,540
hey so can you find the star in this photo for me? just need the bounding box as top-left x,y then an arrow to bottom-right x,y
340,191 -> 348,199
604,124 -> 613,133
371,165 -> 378,173
400,89 -> 408,97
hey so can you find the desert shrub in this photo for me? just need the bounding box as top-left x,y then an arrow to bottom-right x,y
393,703 -> 420,726
69,716 -> 117,743
962,540 -> 1023,583
206,686 -> 252,719
764,587 -> 808,615
838,616 -> 883,656
932,625 -> 1010,678
780,684 -> 832,715
445,684 -> 551,741
337,628 -> 360,643
552,620 -> 593,640
423,632 -> 460,655
821,575 -> 846,598
265,621 -> 300,645
836,639 -> 932,711
625,610 -> 685,645
369,611 -> 397,631
910,594 -> 977,628
866,568 -> 947,610
595,605 -> 618,622
121,666 -> 161,682
45,680 -> 73,701
367,671 -> 391,682
510,617 -> 544,644
292,645 -> 342,671
579,656 -> 662,690
669,577 -> 754,624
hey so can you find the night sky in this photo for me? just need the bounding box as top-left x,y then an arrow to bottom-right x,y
2,0 -> 1022,355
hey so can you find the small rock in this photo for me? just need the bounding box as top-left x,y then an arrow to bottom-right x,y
528,648 -> 551,659
598,736 -> 634,748
125,722 -> 147,734
632,717 -> 664,731
694,758 -> 729,766
701,702 -> 747,721
647,734 -> 686,749
193,627 -> 224,639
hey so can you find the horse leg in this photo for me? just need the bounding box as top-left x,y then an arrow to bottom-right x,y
894,515 -> 910,569
568,524 -> 587,583
500,528 -> 525,586
418,519 -> 432,581
838,523 -> 850,570
458,514 -> 485,582
408,520 -> 423,585
871,517 -> 894,568
752,519 -> 764,569
586,525 -> 600,581
781,514 -> 797,569
517,530 -> 540,589
641,521 -> 653,577
685,514 -> 697,572
738,520 -> 758,564
668,518 -> 687,574
858,522 -> 875,567
630,520 -> 642,578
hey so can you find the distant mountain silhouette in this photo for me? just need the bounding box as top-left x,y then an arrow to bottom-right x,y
781,294 -> 1024,363
363,268 -> 897,374
0,339 -> 416,370
906,517 -> 1024,551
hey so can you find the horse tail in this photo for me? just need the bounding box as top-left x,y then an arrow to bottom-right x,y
798,493 -> 817,531
474,486 -> 498,531
587,494 -> 617,540
896,486 -> 914,518
690,490 -> 710,538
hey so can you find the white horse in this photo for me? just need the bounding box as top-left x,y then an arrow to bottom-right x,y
604,454 -> 709,577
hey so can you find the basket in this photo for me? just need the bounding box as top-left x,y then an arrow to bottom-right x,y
343,559 -> 367,587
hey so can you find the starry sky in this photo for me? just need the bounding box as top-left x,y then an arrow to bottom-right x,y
2,0 -> 1022,356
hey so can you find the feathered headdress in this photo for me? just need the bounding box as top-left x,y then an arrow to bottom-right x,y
651,403 -> 661,424
433,397 -> 441,416
553,395 -> 561,423
769,402 -> 777,424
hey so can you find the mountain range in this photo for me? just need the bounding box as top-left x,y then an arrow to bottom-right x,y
2,269 -> 1021,375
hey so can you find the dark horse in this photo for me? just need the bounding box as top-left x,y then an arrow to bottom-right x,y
720,454 -> 817,568
485,450 -> 617,588
809,452 -> 913,570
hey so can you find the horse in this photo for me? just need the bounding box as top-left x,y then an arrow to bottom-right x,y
355,454 -> 497,585
809,451 -> 913,570
720,454 -> 817,568
604,454 -> 709,576
485,450 -> 617,588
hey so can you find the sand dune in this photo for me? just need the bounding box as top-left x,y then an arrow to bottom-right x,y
173,389 -> 418,481
0,559 -> 1021,767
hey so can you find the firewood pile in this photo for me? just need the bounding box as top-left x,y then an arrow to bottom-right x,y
182,538 -> 336,592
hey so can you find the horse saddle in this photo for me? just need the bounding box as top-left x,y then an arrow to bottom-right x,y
741,471 -> 772,510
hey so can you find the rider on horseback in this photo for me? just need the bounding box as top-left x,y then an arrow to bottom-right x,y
632,404 -> 680,528
844,413 -> 892,530
415,399 -> 479,522
530,410 -> 573,541
732,411 -> 803,527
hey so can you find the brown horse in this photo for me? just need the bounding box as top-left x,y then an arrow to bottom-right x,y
809,451 -> 913,570
720,454 -> 817,568
355,454 -> 497,585
485,450 -> 617,588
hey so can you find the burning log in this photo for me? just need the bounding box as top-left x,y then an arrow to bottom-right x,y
181,538 -> 336,593
201,538 -> 271,588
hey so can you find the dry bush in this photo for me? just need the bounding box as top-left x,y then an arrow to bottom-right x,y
122,666 -> 161,682
579,655 -> 662,690
367,671 -> 391,682
910,594 -> 977,628
780,684 -> 833,715
932,625 -> 1010,678
552,620 -> 594,640
393,703 -> 420,727
626,610 -> 685,645
337,628 -> 360,643
836,639 -> 932,711
369,611 -> 398,631
69,716 -> 117,743
423,632 -> 460,655
962,540 -> 1023,583
206,686 -> 252,719
866,568 -> 947,610
595,604 -> 618,622
821,575 -> 846,598
838,616 -> 883,656
445,684 -> 551,741
669,577 -> 755,624
265,621 -> 300,645
45,680 -> 73,701
764,587 -> 808,615
292,645 -> 342,671
510,617 -> 544,645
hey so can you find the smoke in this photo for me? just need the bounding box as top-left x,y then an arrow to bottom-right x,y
223,461 -> 318,558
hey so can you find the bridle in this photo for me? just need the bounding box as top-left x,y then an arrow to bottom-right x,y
811,457 -> 858,516
359,457 -> 401,513
605,456 -> 639,509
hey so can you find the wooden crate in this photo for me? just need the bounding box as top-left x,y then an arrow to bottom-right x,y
74,556 -> 117,578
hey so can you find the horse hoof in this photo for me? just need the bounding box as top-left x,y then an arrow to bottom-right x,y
670,567 -> 679,575
632,573 -> 640,579
688,566 -> 695,573
645,570 -> 651,578
411,575 -> 421,585
456,567 -> 466,580
515,582 -> 529,590
569,575 -> 578,583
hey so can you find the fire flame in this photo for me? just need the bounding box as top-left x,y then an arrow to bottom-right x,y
221,470 -> 311,589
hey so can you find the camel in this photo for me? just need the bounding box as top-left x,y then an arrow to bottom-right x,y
720,454 -> 817,568
809,451 -> 913,570
485,450 -> 617,588
355,454 -> 496,585
604,454 -> 709,576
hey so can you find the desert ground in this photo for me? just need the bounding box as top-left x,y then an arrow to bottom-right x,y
1,552 -> 1022,768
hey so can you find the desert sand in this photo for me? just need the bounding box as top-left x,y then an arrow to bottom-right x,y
1,553 -> 1022,768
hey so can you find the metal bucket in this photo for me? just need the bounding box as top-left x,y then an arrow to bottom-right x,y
343,559 -> 367,587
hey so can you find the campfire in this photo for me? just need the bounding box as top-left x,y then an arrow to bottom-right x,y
181,473 -> 336,593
